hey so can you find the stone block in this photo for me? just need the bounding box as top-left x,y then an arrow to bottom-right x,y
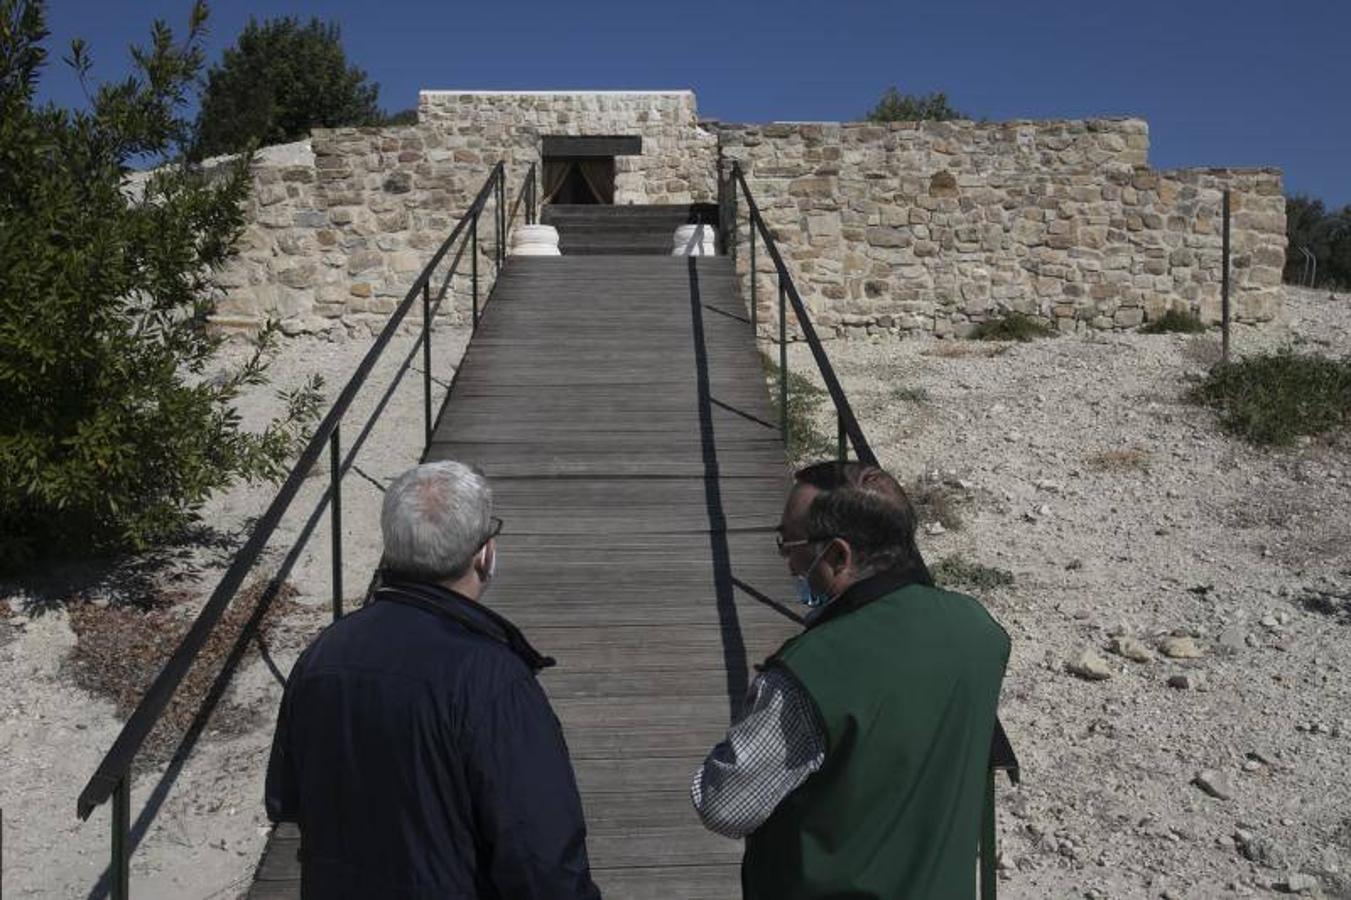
347,248 -> 384,274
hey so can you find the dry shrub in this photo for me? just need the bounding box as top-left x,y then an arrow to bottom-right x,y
908,474 -> 966,530
0,598 -> 12,619
66,579 -> 303,767
1087,448 -> 1152,472
923,342 -> 1009,359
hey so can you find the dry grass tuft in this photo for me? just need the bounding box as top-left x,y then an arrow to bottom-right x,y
908,474 -> 966,531
66,578 -> 305,767
1087,448 -> 1152,472
923,341 -> 1009,359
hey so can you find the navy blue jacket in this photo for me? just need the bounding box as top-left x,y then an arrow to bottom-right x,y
265,579 -> 601,899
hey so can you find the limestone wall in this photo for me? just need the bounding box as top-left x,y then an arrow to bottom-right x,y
418,91 -> 718,205
211,99 -> 1284,338
718,119 -> 1285,337
213,92 -> 718,334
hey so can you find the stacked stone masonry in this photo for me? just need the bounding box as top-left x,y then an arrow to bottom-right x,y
210,92 -> 1284,338
720,119 -> 1285,338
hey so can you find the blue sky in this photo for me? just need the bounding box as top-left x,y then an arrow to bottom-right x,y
35,0 -> 1351,206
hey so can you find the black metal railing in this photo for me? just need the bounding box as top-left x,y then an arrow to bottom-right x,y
76,160 -> 537,899
722,160 -> 876,466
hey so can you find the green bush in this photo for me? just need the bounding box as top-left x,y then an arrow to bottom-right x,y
1189,350 -> 1351,445
1284,194 -> 1351,289
760,352 -> 837,464
1141,308 -> 1207,334
0,1 -> 321,568
932,555 -> 1015,591
191,16 -> 384,159
970,311 -> 1057,342
865,87 -> 963,123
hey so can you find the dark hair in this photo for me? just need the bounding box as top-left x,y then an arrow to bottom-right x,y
794,461 -> 928,579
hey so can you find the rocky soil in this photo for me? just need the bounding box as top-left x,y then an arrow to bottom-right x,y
2,286 -> 1348,898
789,285 -> 1351,898
0,322 -> 469,899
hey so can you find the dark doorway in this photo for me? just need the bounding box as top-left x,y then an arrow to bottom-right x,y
543,157 -> 615,205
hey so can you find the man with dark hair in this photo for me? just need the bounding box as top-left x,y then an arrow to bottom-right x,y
691,460 -> 1012,899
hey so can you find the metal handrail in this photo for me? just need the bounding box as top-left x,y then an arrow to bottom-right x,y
725,161 -> 877,466
77,160 -> 529,899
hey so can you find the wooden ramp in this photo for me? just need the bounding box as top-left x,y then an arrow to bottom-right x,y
250,255 -> 801,898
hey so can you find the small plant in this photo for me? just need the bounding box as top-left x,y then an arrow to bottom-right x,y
907,473 -> 965,531
1189,350 -> 1351,445
1141,309 -> 1207,334
970,311 -> 1057,342
888,385 -> 930,404
932,555 -> 1014,591
759,352 -> 837,464
1086,448 -> 1152,472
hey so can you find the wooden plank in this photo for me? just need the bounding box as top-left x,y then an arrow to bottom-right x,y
249,241 -> 795,899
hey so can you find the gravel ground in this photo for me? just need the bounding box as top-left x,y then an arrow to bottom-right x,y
3,286 -> 1348,898
786,286 -> 1351,898
0,320 -> 470,899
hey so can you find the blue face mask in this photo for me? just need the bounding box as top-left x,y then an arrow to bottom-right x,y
793,545 -> 833,608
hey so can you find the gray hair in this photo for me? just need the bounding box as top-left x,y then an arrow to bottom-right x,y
381,460 -> 493,580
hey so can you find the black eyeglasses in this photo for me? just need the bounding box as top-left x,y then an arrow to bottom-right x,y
482,516 -> 503,543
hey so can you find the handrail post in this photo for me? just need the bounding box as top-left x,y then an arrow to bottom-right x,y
471,212 -> 479,333
111,775 -> 130,900
329,423 -> 342,622
729,170 -> 738,270
779,279 -> 789,445
422,280 -> 433,446
750,212 -> 757,335
496,171 -> 505,271
1221,188 -> 1231,363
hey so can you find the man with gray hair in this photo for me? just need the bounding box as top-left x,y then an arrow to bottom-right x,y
266,460 -> 600,899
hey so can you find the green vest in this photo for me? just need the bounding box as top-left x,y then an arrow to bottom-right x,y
743,582 -> 1010,900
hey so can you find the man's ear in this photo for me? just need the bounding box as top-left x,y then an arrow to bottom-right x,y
826,537 -> 852,576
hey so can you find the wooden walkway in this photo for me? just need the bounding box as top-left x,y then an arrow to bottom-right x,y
251,255 -> 802,898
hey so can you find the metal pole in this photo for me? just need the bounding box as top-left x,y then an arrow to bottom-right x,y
422,281 -> 432,447
779,279 -> 789,444
329,424 -> 342,622
750,214 -> 757,335
837,410 -> 847,461
496,173 -> 505,271
729,171 -> 738,271
1221,189 -> 1231,363
471,213 -> 479,333
111,776 -> 130,900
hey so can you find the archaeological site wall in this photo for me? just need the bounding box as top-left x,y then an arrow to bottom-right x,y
213,92 -> 717,334
720,119 -> 1285,338
209,92 -> 1285,339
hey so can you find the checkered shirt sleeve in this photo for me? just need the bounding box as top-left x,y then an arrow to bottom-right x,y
690,665 -> 827,839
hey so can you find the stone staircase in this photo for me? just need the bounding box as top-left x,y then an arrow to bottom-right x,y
540,203 -> 719,255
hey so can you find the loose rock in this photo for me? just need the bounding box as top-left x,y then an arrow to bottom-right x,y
1109,635 -> 1153,663
1160,635 -> 1204,659
1277,873 -> 1318,894
1193,769 -> 1233,800
1067,649 -> 1113,681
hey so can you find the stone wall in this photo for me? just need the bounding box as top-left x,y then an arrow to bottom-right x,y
418,91 -> 718,205
210,96 -> 1285,338
213,92 -> 719,334
719,119 -> 1285,337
